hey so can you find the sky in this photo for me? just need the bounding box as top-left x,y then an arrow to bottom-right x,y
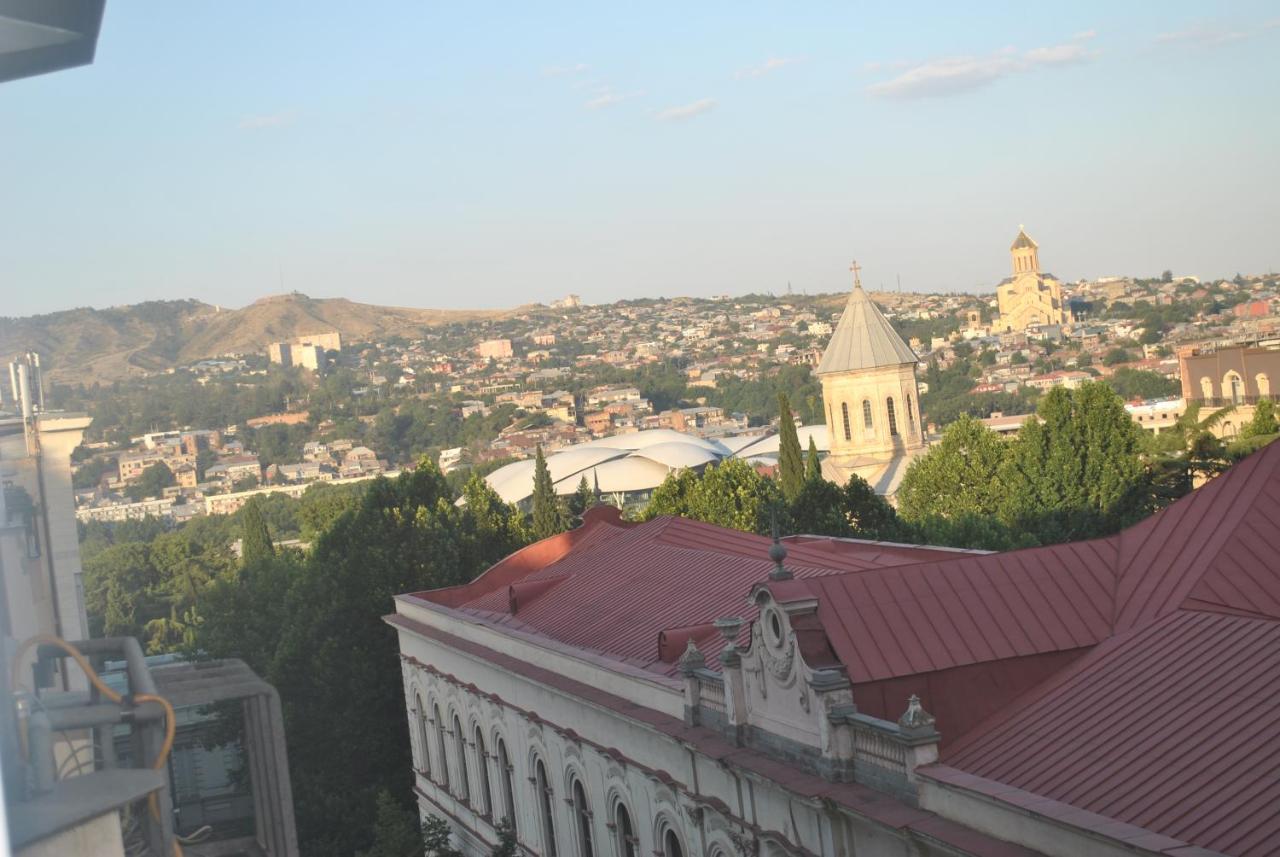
2,2 -> 1278,317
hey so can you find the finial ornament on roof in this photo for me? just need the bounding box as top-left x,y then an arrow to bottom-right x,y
849,259 -> 862,290
898,694 -> 936,733
768,509 -> 792,581
678,638 -> 706,674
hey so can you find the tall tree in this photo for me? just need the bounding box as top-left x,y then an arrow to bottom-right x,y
643,460 -> 781,535
897,415 -> 1008,522
776,394 -> 805,502
805,435 -> 822,482
239,497 -> 275,565
1243,399 -> 1278,438
196,465 -> 529,856
530,445 -> 564,539
842,475 -> 901,540
568,474 -> 593,518
999,382 -> 1150,543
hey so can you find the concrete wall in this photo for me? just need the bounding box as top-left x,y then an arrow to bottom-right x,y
15,812 -> 125,857
394,603 -> 964,857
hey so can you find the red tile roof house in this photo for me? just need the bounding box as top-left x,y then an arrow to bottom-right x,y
388,441 -> 1280,857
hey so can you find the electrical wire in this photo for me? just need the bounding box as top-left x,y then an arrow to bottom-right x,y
11,634 -> 184,857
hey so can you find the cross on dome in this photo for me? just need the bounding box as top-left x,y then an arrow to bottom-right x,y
849,260 -> 862,289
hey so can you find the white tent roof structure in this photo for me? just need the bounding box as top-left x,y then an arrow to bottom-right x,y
483,427 -> 829,505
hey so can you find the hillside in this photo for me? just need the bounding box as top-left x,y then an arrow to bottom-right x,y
0,293 -> 522,383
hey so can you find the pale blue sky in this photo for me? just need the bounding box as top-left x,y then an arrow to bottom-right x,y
2,2 -> 1278,316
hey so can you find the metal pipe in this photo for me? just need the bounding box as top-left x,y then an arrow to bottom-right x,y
27,707 -> 55,794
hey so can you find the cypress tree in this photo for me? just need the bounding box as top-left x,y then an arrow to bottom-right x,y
530,445 -> 563,539
239,497 -> 275,564
777,393 -> 805,502
805,435 -> 822,482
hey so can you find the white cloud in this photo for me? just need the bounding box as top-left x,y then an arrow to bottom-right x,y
1073,29 -> 1098,41
1154,25 -> 1247,46
866,35 -> 1099,99
584,88 -> 642,110
543,63 -> 589,77
656,98 -> 717,122
735,56 -> 803,80
238,112 -> 294,130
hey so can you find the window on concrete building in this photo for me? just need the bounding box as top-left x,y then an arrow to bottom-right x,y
497,738 -> 517,832
474,725 -> 492,817
841,402 -> 851,441
886,397 -> 899,436
414,693 -> 430,776
535,758 -> 557,856
615,803 -> 637,857
452,714 -> 470,803
862,398 -> 873,430
432,704 -> 449,790
1226,372 -> 1244,405
571,778 -> 593,857
905,395 -> 915,427
663,827 -> 685,857
1200,376 -> 1213,401
1258,373 -> 1271,398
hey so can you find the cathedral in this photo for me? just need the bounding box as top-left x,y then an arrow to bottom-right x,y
995,228 -> 1069,332
816,265 -> 926,497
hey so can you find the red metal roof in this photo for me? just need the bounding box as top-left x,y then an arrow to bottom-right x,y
408,441 -> 1280,856
941,609 -> 1280,856
410,506 -> 959,676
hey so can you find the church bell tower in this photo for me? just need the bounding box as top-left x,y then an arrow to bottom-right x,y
816,262 -> 925,471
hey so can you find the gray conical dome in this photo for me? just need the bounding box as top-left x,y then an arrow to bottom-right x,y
815,286 -> 919,375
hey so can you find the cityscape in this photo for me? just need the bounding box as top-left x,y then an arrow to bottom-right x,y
2,5 -> 1279,857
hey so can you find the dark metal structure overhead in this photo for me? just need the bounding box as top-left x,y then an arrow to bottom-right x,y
0,0 -> 105,84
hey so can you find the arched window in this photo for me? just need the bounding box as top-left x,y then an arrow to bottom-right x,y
473,726 -> 492,817
905,395 -> 915,427
452,715 -> 470,802
432,704 -> 449,789
535,758 -> 557,857
663,827 -> 685,857
1225,372 -> 1244,405
1258,373 -> 1271,398
840,402 -> 851,441
862,398 -> 873,430
571,779 -> 593,857
1223,421 -> 1237,438
1199,376 -> 1213,401
614,803 -> 637,857
414,693 -> 430,776
886,397 -> 899,437
497,738 -> 517,832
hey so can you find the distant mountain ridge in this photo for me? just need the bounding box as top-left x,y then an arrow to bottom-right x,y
0,293 -> 520,383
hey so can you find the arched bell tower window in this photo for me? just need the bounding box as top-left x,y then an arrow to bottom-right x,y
862,398 -> 873,430
906,394 -> 915,428
886,397 -> 899,437
840,402 -> 851,441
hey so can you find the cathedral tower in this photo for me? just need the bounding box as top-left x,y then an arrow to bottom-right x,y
1010,226 -> 1040,274
817,263 -> 925,478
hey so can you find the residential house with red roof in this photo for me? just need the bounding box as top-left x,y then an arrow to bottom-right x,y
388,440 -> 1280,857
